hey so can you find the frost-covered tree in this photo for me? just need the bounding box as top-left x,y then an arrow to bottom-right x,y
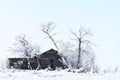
80,44 -> 96,72
0,57 -> 9,70
71,26 -> 96,71
10,34 -> 40,70
59,42 -> 76,68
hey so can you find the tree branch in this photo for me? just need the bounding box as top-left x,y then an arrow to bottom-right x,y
41,22 -> 59,50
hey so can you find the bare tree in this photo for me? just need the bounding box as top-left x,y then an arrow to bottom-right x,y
71,27 -> 92,69
41,22 -> 58,50
40,22 -> 68,68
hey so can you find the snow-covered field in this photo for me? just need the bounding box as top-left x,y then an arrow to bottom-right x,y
0,69 -> 120,80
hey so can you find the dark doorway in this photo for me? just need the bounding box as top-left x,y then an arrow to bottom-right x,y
49,59 -> 55,70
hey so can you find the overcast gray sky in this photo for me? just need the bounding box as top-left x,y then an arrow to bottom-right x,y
0,0 -> 120,69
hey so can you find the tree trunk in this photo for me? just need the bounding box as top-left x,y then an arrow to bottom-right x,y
36,56 -> 41,70
77,39 -> 81,69
27,57 -> 32,70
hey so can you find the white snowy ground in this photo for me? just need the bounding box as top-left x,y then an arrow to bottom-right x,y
0,69 -> 120,80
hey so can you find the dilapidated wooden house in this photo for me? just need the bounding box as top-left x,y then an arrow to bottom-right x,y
8,49 -> 67,70
39,49 -> 66,70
